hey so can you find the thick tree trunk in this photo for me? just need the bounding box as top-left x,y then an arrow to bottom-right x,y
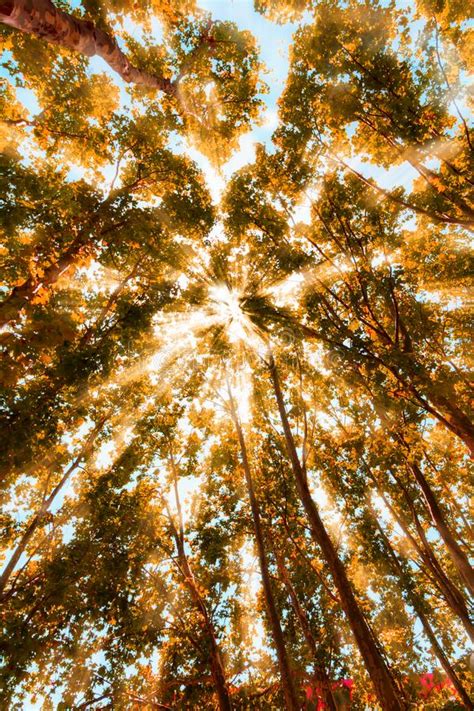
273,548 -> 337,711
370,509 -> 473,709
0,417 -> 105,597
268,356 -> 406,711
228,389 -> 300,711
169,463 -> 232,711
0,0 -> 174,92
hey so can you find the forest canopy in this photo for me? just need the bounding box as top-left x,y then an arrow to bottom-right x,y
0,0 -> 473,708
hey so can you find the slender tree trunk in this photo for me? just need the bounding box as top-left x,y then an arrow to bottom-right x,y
376,353 -> 474,457
405,459 -> 474,595
374,485 -> 474,643
319,139 -> 474,230
175,544 -> 232,711
0,197 -> 129,328
373,359 -> 474,457
79,260 -> 140,346
0,0 -> 174,93
369,507 -> 473,709
0,233 -> 94,327
169,461 -> 232,711
421,390 -> 474,458
0,417 -> 105,597
268,356 -> 406,711
393,363 -> 474,457
227,389 -> 300,711
414,607 -> 474,709
293,320 -> 474,456
357,108 -> 474,219
273,547 -> 337,711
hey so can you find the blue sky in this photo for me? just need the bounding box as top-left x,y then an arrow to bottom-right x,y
1,0 -> 430,207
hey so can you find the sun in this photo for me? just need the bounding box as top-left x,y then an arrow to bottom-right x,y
207,284 -> 250,344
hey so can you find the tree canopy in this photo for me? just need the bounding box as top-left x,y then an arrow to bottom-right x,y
0,0 -> 473,708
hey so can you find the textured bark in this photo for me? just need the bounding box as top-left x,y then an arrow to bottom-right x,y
0,0 -> 174,92
228,389 -> 300,711
268,356 -> 407,711
0,418 -> 105,597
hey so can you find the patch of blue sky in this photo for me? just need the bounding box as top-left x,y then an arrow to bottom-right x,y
87,54 -> 132,112
1,49 -> 41,119
197,0 -> 299,140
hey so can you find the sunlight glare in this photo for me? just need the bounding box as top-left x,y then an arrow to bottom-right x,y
208,284 -> 252,344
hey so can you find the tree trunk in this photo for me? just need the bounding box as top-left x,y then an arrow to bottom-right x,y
0,0 -> 174,93
268,356 -> 406,711
406,458 -> 474,595
79,260 -> 140,346
228,389 -> 300,711
0,233 -> 93,327
369,507 -> 473,709
370,358 -> 474,457
374,484 -> 474,643
0,417 -> 105,597
273,547 -> 337,711
169,461 -> 232,711
175,545 -> 232,711
0,195 -> 129,328
421,390 -> 474,458
293,320 -> 474,456
319,139 -> 474,230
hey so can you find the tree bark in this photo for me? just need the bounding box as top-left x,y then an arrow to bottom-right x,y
227,388 -> 300,711
369,507 -> 473,709
373,483 -> 474,644
268,355 -> 407,711
273,547 -> 337,711
0,0 -> 174,93
169,458 -> 232,711
405,458 -> 474,596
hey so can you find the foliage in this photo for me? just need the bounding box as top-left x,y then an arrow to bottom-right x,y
0,0 -> 473,708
